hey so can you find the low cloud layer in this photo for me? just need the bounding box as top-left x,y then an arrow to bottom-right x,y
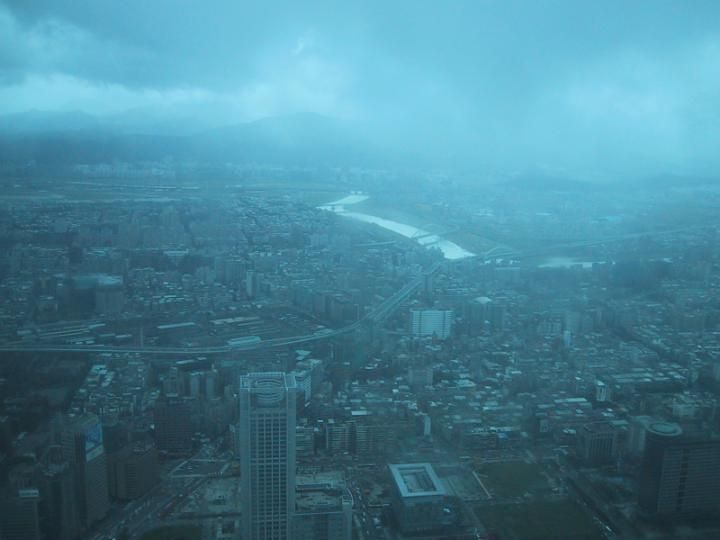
1,0 -> 719,176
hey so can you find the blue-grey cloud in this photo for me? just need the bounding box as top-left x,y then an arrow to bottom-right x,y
1,0 -> 719,175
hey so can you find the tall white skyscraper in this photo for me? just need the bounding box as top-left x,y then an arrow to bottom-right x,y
239,372 -> 297,540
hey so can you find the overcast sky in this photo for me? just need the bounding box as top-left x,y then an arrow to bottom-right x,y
1,0 -> 719,175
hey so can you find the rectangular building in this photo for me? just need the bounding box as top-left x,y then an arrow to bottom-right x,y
61,413 -> 110,530
410,309 -> 454,340
388,463 -> 459,534
154,396 -> 192,456
293,483 -> 352,540
639,422 -> 720,519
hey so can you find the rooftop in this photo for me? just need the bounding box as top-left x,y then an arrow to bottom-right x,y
389,462 -> 447,498
296,488 -> 347,512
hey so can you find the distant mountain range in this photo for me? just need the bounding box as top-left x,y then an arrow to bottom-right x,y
0,110 -> 400,168
1,110 -> 716,184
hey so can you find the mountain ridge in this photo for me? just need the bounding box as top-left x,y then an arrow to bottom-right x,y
0,110 -> 398,168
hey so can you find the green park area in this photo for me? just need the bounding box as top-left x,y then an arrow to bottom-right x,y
140,525 -> 202,540
477,460 -> 550,498
476,499 -> 604,540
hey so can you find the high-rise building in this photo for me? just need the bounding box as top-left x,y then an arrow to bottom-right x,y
578,421 -> 619,465
154,396 -> 192,456
638,421 -> 720,519
595,380 -> 610,403
38,446 -> 80,540
161,366 -> 184,396
239,372 -> 297,540
246,270 -> 264,299
188,371 -> 203,398
61,413 -> 109,530
352,418 -> 389,457
463,297 -> 505,335
410,309 -> 454,340
325,420 -> 351,455
295,425 -> 315,457
94,278 -> 125,314
293,475 -> 352,540
0,415 -> 12,457
108,441 -> 159,500
0,488 -> 41,540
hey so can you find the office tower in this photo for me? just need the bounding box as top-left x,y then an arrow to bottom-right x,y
38,446 -> 80,540
94,277 -> 125,314
325,420 -> 351,455
239,372 -> 297,540
154,395 -> 192,456
295,425 -> 315,457
578,421 -> 619,466
205,369 -> 217,399
110,441 -> 159,500
422,273 -> 434,304
161,366 -> 183,396
0,415 -> 11,457
410,309 -> 454,339
352,418 -> 389,457
188,371 -> 203,398
293,475 -> 352,540
0,488 -> 41,540
293,358 -> 324,407
246,269 -> 263,299
101,418 -> 129,455
407,363 -> 434,389
464,296 -> 491,335
595,379 -> 610,403
464,297 -> 505,335
638,421 -> 720,518
61,413 -> 110,529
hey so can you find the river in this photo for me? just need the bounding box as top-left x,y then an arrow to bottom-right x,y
319,194 -> 475,260
538,257 -> 601,269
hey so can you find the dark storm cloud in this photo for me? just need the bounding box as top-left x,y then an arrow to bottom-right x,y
1,0 -> 719,174
2,0 -> 283,88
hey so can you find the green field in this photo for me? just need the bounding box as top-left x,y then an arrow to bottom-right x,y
478,461 -> 550,498
140,525 -> 202,540
476,500 -> 604,540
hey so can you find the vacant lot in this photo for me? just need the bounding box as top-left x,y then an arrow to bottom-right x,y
477,460 -> 549,498
476,499 -> 603,540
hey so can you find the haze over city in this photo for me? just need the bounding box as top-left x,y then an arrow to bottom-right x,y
2,2 -> 720,540
2,0 -> 720,176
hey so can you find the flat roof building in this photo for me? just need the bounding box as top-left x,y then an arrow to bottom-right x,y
293,482 -> 352,540
389,463 -> 447,498
638,422 -> 720,519
388,463 -> 459,535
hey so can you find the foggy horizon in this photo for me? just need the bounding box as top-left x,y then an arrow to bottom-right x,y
2,0 -> 720,177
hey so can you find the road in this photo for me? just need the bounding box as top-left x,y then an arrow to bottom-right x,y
349,479 -> 387,540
